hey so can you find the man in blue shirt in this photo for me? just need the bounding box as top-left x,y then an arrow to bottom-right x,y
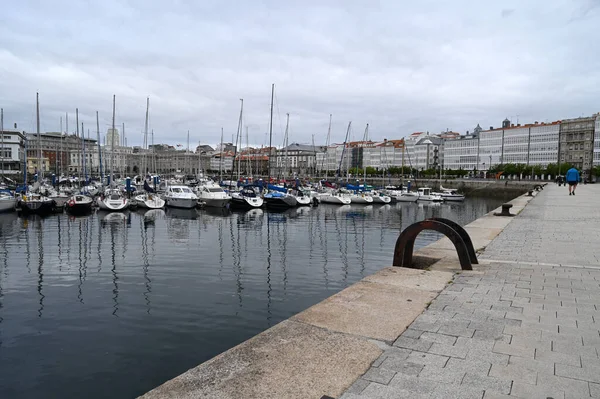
565,167 -> 580,195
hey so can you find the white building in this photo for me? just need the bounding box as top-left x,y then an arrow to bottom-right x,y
443,134 -> 479,171
414,135 -> 443,170
502,125 -> 530,165
106,128 -> 120,148
528,122 -> 560,167
0,129 -> 25,175
210,153 -> 233,172
594,115 -> 600,166
478,125 -> 504,171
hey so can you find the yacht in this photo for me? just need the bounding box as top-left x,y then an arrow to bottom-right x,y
20,192 -> 55,214
0,189 -> 17,213
97,188 -> 130,211
350,192 -> 374,204
230,186 -> 264,210
65,194 -> 94,215
370,191 -> 392,204
287,187 -> 311,206
135,192 -> 166,209
163,185 -> 198,209
196,181 -> 231,208
264,185 -> 298,209
318,191 -> 352,205
417,187 -> 443,202
438,186 -> 465,202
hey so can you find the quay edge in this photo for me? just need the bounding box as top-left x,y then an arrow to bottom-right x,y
140,191 -> 539,399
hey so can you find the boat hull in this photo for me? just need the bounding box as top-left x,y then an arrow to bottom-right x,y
264,195 -> 297,209
96,197 -> 129,211
135,195 -> 165,209
21,199 -> 55,214
371,195 -> 391,204
201,197 -> 231,208
294,196 -> 312,206
66,202 -> 93,215
51,196 -> 69,208
350,194 -> 373,204
0,197 -> 17,212
395,194 -> 419,203
441,194 -> 465,202
230,196 -> 263,210
164,197 -> 197,209
319,194 -> 351,205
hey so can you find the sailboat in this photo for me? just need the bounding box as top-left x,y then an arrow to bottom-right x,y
66,109 -> 96,215
96,95 -> 129,211
264,112 -> 297,209
20,93 -> 55,214
134,98 -> 165,209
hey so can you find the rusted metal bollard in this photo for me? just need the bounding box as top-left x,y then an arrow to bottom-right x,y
393,219 -> 477,271
494,203 -> 514,217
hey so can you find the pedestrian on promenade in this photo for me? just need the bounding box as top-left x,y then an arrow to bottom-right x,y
565,167 -> 580,195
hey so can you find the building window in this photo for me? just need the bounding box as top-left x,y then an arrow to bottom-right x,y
0,147 -> 11,159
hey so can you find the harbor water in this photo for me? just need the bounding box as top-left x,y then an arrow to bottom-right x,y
0,198 -> 506,398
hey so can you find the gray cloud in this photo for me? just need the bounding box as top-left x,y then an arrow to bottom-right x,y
0,0 -> 599,148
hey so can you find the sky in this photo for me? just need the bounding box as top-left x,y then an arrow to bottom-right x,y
1,0 -> 599,148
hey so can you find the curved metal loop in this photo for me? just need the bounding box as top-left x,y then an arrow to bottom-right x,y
426,217 -> 478,264
393,220 -> 473,271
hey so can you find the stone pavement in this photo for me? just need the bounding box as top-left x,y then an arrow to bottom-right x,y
341,183 -> 600,399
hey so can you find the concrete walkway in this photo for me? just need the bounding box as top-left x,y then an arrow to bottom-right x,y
341,183 -> 600,399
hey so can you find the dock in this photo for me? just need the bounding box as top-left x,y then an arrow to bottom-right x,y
141,183 -> 599,399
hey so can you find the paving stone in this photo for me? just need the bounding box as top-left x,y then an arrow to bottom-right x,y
393,336 -> 433,352
537,374 -> 591,399
419,331 -> 458,345
535,348 -> 581,367
344,379 -> 371,395
590,382 -> 600,398
555,362 -> 600,384
402,328 -> 424,339
428,342 -> 468,359
446,357 -> 492,376
417,365 -> 465,384
510,381 -> 566,399
362,367 -> 397,385
379,359 -> 423,376
488,362 -> 537,384
461,372 -> 512,395
405,351 -> 449,367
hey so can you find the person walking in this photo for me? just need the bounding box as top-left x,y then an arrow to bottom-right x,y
565,167 -> 580,195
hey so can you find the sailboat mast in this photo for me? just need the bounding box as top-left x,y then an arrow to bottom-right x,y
64,112 -> 68,178
236,99 -> 243,181
122,122 -> 125,177
82,122 -> 86,183
36,92 -> 42,179
337,121 -> 351,182
56,116 -> 61,177
151,129 -> 155,173
76,108 -> 80,184
311,134 -> 316,178
284,113 -> 289,180
363,124 -> 368,182
187,130 -> 190,175
246,126 -> 252,177
144,97 -> 149,176
324,114 -> 332,180
96,111 -> 103,182
218,127 -> 223,181
268,84 -> 274,184
110,94 -> 115,186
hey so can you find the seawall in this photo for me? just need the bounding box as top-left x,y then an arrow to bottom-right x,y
140,192 -> 538,399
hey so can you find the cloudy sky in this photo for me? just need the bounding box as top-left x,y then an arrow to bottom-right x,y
1,0 -> 599,148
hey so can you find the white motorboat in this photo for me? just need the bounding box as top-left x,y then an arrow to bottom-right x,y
318,191 -> 352,205
288,188 -> 311,206
195,181 -> 231,208
0,190 -> 17,212
394,191 -> 419,203
135,192 -> 165,209
417,187 -> 443,202
350,192 -> 374,204
96,188 -> 130,211
438,186 -> 465,202
65,194 -> 93,215
163,185 -> 198,209
230,186 -> 264,209
82,185 -> 99,197
370,191 -> 391,204
46,188 -> 69,208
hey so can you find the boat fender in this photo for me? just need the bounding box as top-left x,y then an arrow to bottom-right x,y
68,199 -> 75,207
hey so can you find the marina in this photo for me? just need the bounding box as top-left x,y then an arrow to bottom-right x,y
0,197 -> 507,399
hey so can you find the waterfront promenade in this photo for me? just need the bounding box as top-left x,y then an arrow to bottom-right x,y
342,183 -> 600,398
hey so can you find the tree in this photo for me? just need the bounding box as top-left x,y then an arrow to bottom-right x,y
365,166 -> 377,176
592,165 -> 600,177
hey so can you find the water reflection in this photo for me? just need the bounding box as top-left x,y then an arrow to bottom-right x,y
0,197 -> 506,399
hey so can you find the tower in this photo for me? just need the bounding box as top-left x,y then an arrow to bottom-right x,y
502,118 -> 510,129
